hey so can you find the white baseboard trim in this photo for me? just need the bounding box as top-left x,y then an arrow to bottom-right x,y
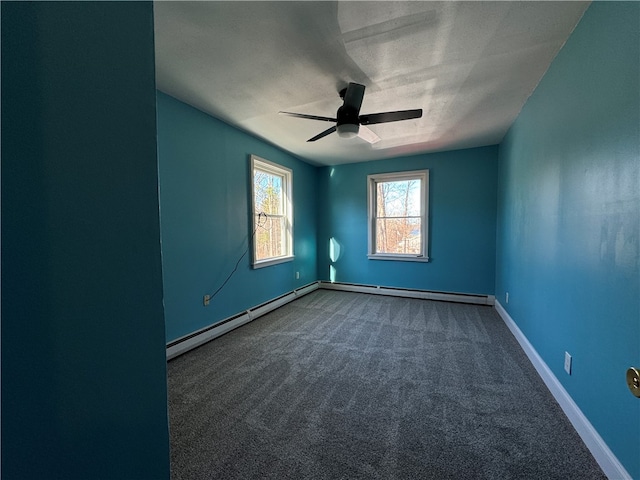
494,300 -> 631,480
319,281 -> 495,306
166,282 -> 320,360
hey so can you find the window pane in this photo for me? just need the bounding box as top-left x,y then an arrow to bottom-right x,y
251,155 -> 293,266
368,170 -> 428,261
376,179 -> 421,217
254,170 -> 283,215
255,214 -> 285,260
375,217 -> 421,254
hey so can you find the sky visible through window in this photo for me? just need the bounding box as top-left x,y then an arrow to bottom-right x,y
376,179 -> 421,255
254,169 -> 285,260
254,171 -> 282,215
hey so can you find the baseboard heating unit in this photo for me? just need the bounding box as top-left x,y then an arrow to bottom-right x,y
166,282 -> 319,360
167,281 -> 494,359
319,281 -> 495,306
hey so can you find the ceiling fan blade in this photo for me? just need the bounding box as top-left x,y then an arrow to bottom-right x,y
357,125 -> 381,144
359,109 -> 423,125
307,126 -> 337,142
342,83 -> 365,114
279,111 -> 336,122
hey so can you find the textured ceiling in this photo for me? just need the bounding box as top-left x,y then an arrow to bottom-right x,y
154,1 -> 589,166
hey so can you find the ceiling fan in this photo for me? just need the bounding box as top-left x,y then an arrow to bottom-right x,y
279,82 -> 422,144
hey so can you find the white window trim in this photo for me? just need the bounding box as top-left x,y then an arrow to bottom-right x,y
250,155 -> 294,268
367,169 -> 430,262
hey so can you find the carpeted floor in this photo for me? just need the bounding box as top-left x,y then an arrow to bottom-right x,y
167,289 -> 606,479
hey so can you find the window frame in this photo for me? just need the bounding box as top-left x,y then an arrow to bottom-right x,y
250,155 -> 294,268
367,169 -> 430,262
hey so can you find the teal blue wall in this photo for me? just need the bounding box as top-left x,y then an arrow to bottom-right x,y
6,3 -> 631,477
1,3 -> 170,479
317,147 -> 498,295
157,92 -> 318,342
495,2 -> 639,477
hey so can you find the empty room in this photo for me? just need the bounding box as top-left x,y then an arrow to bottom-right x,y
2,1 -> 638,480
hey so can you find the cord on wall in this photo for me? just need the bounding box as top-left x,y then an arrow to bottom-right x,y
204,212 -> 268,306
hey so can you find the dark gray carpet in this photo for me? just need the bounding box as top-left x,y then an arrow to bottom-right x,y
168,289 -> 605,479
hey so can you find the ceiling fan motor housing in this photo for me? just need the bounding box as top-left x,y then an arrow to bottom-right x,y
337,105 -> 359,126
279,82 -> 421,142
336,105 -> 360,138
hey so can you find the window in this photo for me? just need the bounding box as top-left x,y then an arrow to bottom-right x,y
368,170 -> 429,261
251,155 -> 293,268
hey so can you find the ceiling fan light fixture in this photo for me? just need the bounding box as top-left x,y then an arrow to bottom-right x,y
279,82 -> 422,143
337,123 -> 359,139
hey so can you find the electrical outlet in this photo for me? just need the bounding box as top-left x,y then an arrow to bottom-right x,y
296,271 -> 300,280
505,292 -> 509,304
564,352 -> 572,375
203,294 -> 210,306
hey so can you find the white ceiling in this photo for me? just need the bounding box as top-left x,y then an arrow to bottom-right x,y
154,1 -> 589,166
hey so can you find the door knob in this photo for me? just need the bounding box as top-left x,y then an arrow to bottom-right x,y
627,367 -> 640,398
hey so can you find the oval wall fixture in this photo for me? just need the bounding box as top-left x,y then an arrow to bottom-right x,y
626,367 -> 640,398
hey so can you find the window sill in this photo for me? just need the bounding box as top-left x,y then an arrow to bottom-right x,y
252,255 -> 294,269
367,254 -> 430,263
